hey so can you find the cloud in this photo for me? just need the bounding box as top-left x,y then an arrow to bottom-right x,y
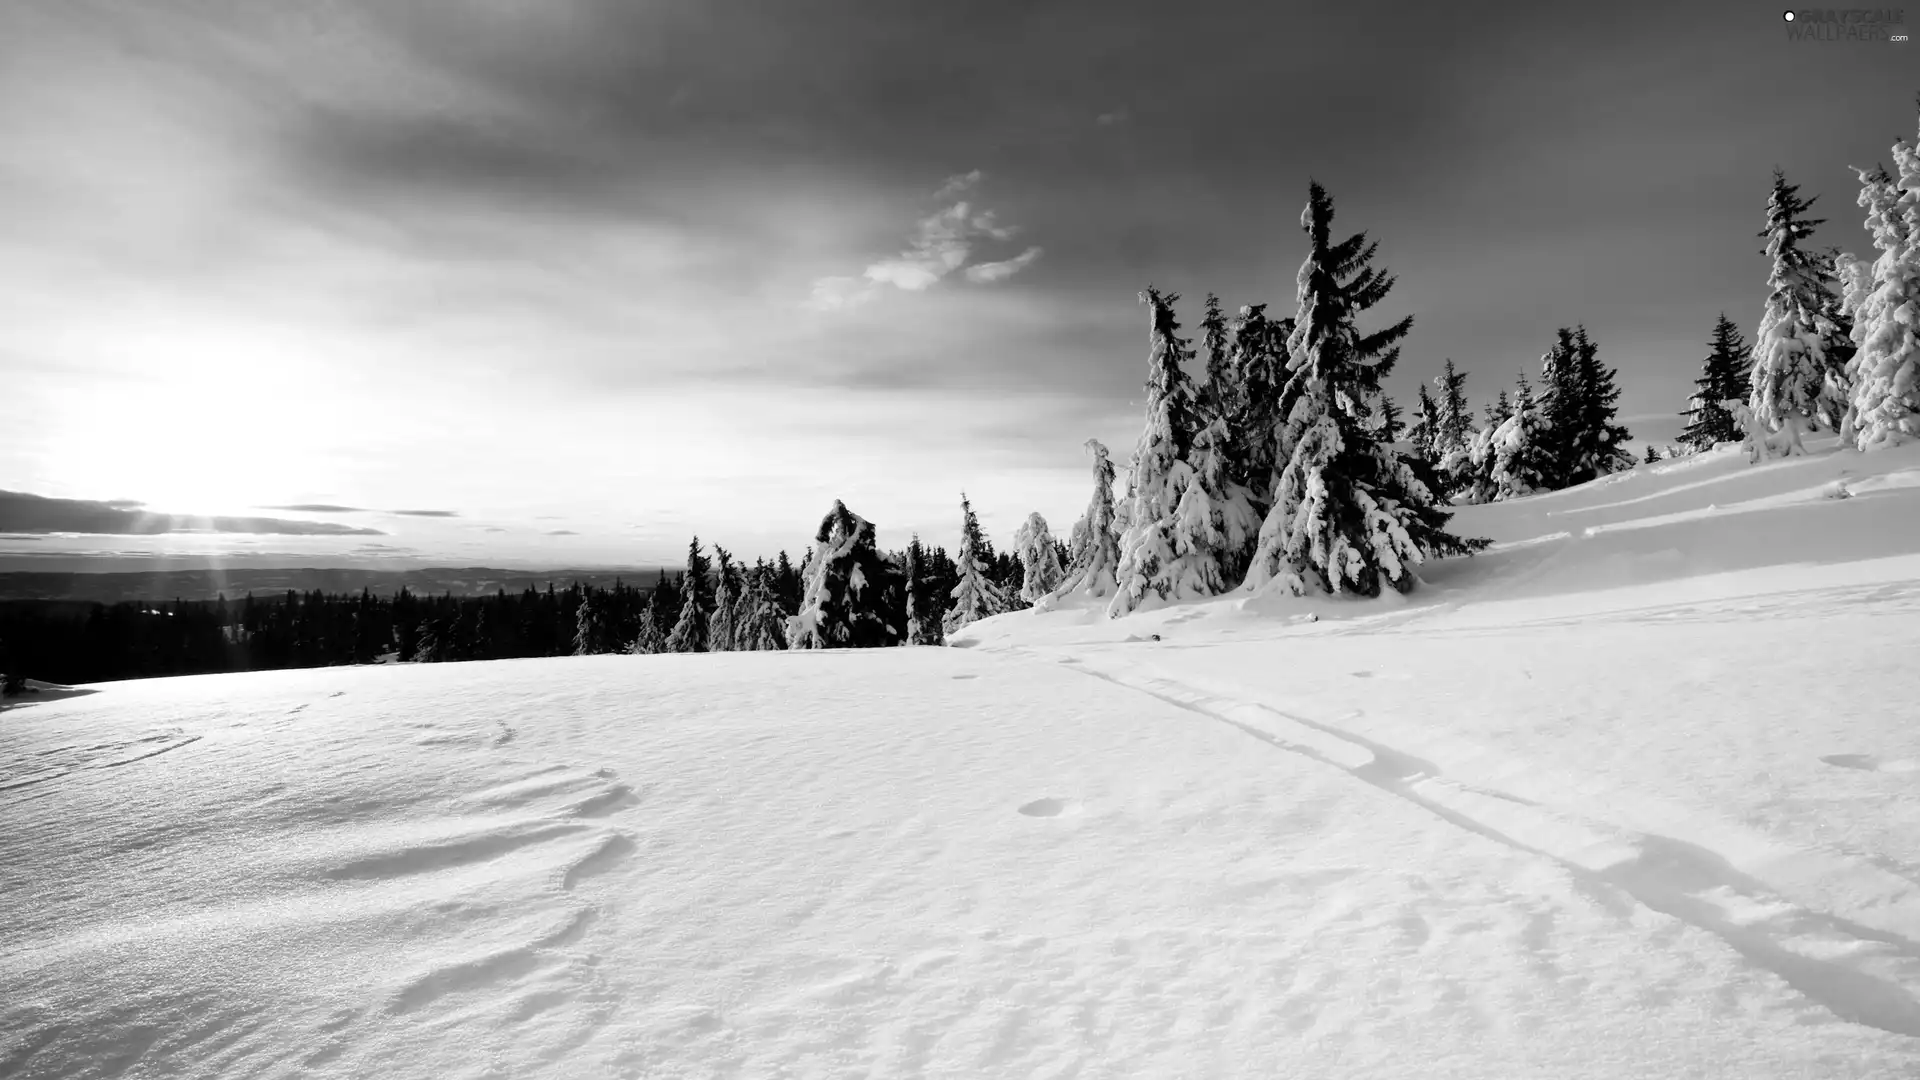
545,529 -> 580,536
804,170 -> 1041,310
390,508 -> 461,517
482,526 -> 509,533
0,491 -> 386,536
262,503 -> 369,513
964,246 -> 1045,284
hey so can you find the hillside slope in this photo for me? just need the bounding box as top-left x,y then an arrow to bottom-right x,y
4,438 -> 1919,1079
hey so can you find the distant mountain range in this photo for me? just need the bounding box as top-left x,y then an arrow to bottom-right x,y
0,566 -> 674,604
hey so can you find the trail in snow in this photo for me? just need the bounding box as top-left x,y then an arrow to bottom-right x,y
1027,652 -> 1920,1039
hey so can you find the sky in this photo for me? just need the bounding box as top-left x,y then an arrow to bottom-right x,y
1,0 -> 1914,570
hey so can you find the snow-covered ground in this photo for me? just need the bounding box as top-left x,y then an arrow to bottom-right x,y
5,437 -> 1920,1078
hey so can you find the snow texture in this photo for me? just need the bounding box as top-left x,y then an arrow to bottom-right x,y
9,435 -> 1920,1077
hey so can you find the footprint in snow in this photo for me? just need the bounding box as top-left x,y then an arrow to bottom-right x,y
1821,754 -> 1920,774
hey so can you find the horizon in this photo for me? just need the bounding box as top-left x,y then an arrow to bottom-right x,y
3,0 -> 1913,570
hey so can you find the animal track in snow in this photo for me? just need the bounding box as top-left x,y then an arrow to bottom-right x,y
1822,754 -> 1920,774
1017,797 -> 1079,818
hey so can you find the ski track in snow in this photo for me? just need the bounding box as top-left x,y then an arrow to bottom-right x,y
1026,650 -> 1920,1039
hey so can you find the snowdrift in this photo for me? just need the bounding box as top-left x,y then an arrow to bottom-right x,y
5,438 -> 1920,1078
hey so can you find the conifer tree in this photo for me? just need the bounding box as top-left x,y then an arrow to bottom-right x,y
1228,302 -> 1295,506
1843,147 -> 1920,448
945,493 -> 1012,632
904,536 -> 943,645
1749,169 -> 1846,456
735,568 -> 789,651
1644,444 -> 1662,463
1487,375 -> 1556,499
1197,292 -> 1242,427
1377,393 -> 1404,444
789,500 -> 905,649
1681,314 -> 1751,449
773,550 -> 801,615
1108,288 -> 1232,616
1408,383 -> 1441,466
1433,359 -> 1475,492
572,591 -> 601,656
709,546 -> 738,652
1242,182 -> 1487,597
664,539 -> 710,653
1045,439 -> 1121,604
1486,388 -> 1513,426
629,595 -> 666,654
1011,512 -> 1065,603
1563,326 -> 1634,483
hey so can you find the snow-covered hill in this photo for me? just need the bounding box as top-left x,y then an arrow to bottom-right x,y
5,438 -> 1920,1078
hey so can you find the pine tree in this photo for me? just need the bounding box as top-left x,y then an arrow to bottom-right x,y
1488,375 -> 1556,499
1045,439 -> 1121,604
1681,314 -> 1750,450
1844,147 -> 1920,448
1243,183 -> 1486,597
1563,326 -> 1634,483
773,550 -> 801,615
629,594 -> 666,654
945,493 -> 1012,633
1644,444 -> 1662,463
1197,292 -> 1242,428
1377,393 -> 1405,444
1228,302 -> 1296,506
1108,288 -> 1229,617
665,589 -> 707,653
1408,383 -> 1441,465
1011,512 -> 1065,603
735,567 -> 789,651
1749,169 -> 1846,457
573,590 -> 601,656
904,536 -> 943,645
788,500 -> 905,649
709,546 -> 738,651
1433,359 -> 1475,493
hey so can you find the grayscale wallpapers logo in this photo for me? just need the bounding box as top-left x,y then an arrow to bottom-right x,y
1783,8 -> 1909,40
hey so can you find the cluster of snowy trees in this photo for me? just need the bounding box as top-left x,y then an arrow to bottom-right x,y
1679,108 -> 1920,459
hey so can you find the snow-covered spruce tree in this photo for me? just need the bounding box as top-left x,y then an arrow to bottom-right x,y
1228,302 -> 1296,507
1377,393 -> 1404,444
1242,182 -> 1488,597
1045,439 -> 1121,604
707,546 -> 738,652
1011,512 -> 1065,604
1432,359 -> 1475,494
903,536 -> 944,645
1197,293 -> 1243,430
1564,326 -> 1634,483
664,537 -> 711,653
573,591 -> 602,656
629,594 -> 666,654
944,493 -> 1012,634
1107,288 -> 1238,616
1749,169 -> 1847,457
1408,383 -> 1441,464
1845,150 -> 1920,449
788,500 -> 904,649
1680,313 -> 1750,450
734,567 -> 789,651
1644,444 -> 1662,463
1486,375 -> 1556,500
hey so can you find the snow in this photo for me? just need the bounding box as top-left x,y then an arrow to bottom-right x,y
7,438 -> 1920,1077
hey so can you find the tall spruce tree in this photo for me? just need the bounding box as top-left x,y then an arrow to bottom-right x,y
1045,439 -> 1121,605
709,546 -> 739,652
1681,314 -> 1750,449
788,500 -> 904,649
1197,292 -> 1241,425
1108,288 -> 1232,616
1563,326 -> 1634,484
1433,359 -> 1475,493
629,594 -> 666,654
1228,302 -> 1296,507
1377,393 -> 1404,444
1749,169 -> 1846,456
945,493 -> 1012,633
1242,182 -> 1487,597
1844,147 -> 1920,448
1408,383 -> 1442,466
664,538 -> 711,653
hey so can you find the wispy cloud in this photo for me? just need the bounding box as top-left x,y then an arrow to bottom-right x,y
263,503 -> 368,513
482,526 -> 509,533
545,529 -> 579,536
390,508 -> 460,518
965,246 -> 1045,284
805,170 -> 1043,310
0,491 -> 385,536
